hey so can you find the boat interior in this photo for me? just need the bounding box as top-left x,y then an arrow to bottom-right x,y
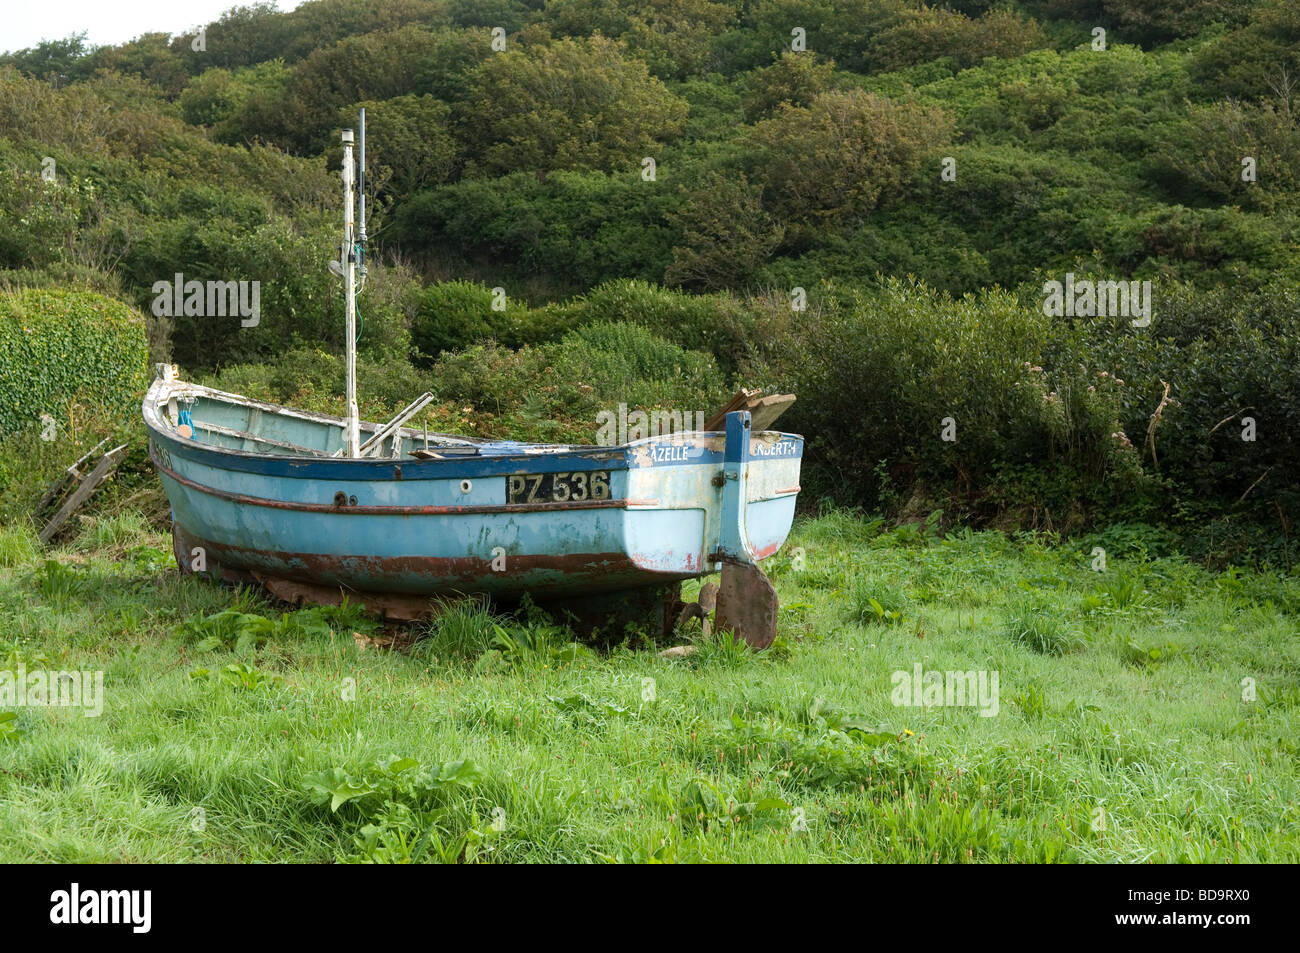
153,384 -> 524,460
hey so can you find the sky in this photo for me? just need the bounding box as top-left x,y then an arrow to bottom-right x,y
2,0 -> 304,54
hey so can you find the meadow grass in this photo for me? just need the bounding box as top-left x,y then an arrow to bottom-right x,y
0,512 -> 1297,863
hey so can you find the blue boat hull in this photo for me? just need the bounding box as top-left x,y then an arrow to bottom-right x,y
145,376 -> 803,601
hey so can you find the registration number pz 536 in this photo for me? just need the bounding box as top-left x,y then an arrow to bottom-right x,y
507,470 -> 611,504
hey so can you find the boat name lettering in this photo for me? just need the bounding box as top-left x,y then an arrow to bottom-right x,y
652,444 -> 693,463
751,441 -> 798,457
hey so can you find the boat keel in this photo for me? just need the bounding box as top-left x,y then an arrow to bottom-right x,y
714,559 -> 779,649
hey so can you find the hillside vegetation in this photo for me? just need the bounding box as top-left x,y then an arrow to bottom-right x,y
2,0 -> 1299,554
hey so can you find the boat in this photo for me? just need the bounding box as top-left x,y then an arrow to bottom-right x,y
144,114 -> 803,646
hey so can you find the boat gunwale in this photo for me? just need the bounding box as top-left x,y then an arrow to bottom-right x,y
144,378 -> 805,481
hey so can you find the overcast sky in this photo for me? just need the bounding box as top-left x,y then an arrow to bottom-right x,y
3,1 -> 304,54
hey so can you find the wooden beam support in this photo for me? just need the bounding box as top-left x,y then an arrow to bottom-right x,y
38,444 -> 128,545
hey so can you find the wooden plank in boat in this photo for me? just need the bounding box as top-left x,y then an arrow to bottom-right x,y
748,394 -> 796,431
703,389 -> 795,432
703,388 -> 760,432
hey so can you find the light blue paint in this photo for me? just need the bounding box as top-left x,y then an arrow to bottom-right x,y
145,378 -> 803,599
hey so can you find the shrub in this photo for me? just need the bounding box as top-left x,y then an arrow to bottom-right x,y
409,280 -> 508,362
547,321 -> 726,423
863,7 -> 1046,73
742,52 -> 835,122
394,171 -> 680,290
459,35 -> 689,174
428,320 -> 728,443
664,173 -> 784,292
778,278 -> 1051,503
1157,99 -> 1300,211
0,288 -> 148,437
747,89 -> 955,230
562,279 -> 757,373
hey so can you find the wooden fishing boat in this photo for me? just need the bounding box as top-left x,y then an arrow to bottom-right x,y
144,115 -> 802,645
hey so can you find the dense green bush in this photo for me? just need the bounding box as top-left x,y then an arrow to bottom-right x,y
0,170 -> 87,271
741,52 -> 835,122
1190,0 -> 1300,99
409,280 -> 511,361
547,320 -> 726,422
558,279 -> 759,374
458,35 -> 689,174
760,276 -> 1300,535
664,173 -> 784,291
232,25 -> 448,154
429,320 -> 729,442
747,89 -> 955,230
774,279 -> 1062,505
862,6 -> 1047,73
0,288 -> 148,436
394,171 -> 679,289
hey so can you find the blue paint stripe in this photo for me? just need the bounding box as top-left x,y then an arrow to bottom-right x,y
147,423 -> 803,480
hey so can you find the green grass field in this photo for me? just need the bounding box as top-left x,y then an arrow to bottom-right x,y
1,510 -> 1297,863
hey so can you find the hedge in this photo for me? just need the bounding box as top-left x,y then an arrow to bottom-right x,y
0,288 -> 149,437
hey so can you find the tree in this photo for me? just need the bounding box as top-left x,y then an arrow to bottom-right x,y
170,2 -> 294,71
863,7 -> 1046,73
179,68 -> 241,128
1101,0 -> 1252,46
742,51 -> 835,122
0,33 -> 95,83
734,0 -> 908,74
620,0 -> 738,79
413,28 -> 494,102
747,89 -> 954,229
88,33 -> 191,98
460,36 -> 688,174
448,0 -> 531,32
1192,0 -> 1300,99
664,173 -> 784,290
277,0 -> 452,63
244,25 -> 443,154
1160,98 -> 1300,211
344,94 -> 460,201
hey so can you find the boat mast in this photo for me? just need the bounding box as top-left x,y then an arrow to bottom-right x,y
359,108 -> 367,256
341,127 -> 360,458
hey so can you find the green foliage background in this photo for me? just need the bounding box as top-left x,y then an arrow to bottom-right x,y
4,0 -> 1300,555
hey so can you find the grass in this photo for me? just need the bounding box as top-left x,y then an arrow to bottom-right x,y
0,511 -> 1297,862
